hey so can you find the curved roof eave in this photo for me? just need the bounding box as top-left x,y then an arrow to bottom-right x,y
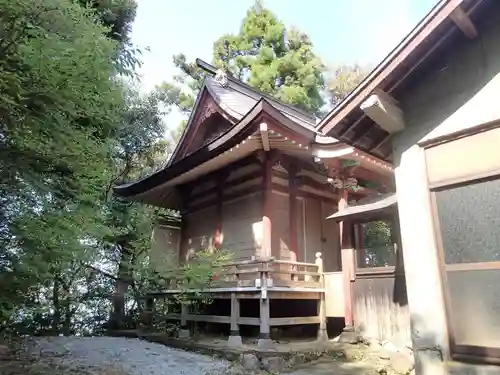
113,99 -> 318,199
114,98 -> 265,199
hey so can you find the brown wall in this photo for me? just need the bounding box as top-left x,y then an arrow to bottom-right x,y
150,225 -> 181,273
183,205 -> 217,257
221,193 -> 263,260
352,269 -> 410,345
321,202 -> 341,272
304,198 -> 322,264
181,156 -> 342,264
271,192 -> 292,260
303,198 -> 341,270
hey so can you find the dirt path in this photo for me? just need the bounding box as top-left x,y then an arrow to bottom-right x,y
1,336 -> 413,375
22,336 -> 232,375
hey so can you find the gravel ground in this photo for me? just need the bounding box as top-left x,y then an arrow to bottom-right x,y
27,336 -> 233,375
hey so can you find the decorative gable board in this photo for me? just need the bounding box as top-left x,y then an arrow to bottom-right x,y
172,90 -> 235,163
184,113 -> 232,157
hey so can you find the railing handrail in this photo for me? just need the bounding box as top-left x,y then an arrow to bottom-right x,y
222,257 -> 319,269
222,257 -> 275,267
272,259 -> 318,267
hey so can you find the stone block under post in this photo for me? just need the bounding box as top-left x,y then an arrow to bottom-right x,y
178,302 -> 190,339
227,293 -> 243,347
338,324 -> 360,344
258,274 -> 275,350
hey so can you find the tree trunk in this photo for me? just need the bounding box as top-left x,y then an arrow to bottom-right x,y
52,278 -> 61,335
109,246 -> 134,330
62,301 -> 72,336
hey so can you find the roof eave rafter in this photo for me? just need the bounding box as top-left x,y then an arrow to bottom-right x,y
450,5 -> 478,39
360,89 -> 406,134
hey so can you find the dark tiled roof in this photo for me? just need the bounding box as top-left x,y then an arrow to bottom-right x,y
205,76 -> 318,131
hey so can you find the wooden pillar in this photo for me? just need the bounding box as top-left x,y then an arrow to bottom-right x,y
214,199 -> 223,249
179,302 -> 190,339
214,172 -> 229,249
228,293 -> 243,346
316,252 -> 327,341
259,299 -> 271,342
288,163 -> 298,262
141,296 -> 155,327
262,152 -> 273,258
390,215 -> 404,272
354,223 -> 366,267
338,189 -> 357,342
178,187 -> 190,263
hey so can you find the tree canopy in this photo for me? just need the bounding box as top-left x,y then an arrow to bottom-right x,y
0,0 -> 374,336
0,0 -> 173,335
212,1 -> 325,115
157,1 -> 368,143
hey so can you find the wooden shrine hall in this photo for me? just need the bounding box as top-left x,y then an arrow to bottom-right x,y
113,59 -> 398,347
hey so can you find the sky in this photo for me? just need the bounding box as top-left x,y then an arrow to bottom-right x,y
130,0 -> 437,129
131,0 -> 438,92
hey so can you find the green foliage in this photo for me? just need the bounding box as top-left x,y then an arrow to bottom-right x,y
0,0 -> 373,337
361,221 -> 394,267
211,2 -> 325,114
156,0 -> 327,145
0,0 -> 126,328
326,64 -> 371,106
78,0 -> 137,44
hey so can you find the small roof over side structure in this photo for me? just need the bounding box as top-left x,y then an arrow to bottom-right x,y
327,193 -> 397,222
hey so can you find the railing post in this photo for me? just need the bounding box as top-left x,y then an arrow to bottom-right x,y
228,292 -> 243,347
316,252 -> 328,341
258,260 -> 274,350
315,252 -> 324,277
178,301 -> 190,339
144,296 -> 155,328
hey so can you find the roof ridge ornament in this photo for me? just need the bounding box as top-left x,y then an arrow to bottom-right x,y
214,68 -> 228,88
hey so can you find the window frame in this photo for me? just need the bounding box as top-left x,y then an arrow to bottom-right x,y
430,172 -> 500,364
354,215 -> 402,275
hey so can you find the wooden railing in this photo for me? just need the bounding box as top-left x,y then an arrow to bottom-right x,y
161,252 -> 324,291
217,253 -> 323,289
141,253 -> 327,339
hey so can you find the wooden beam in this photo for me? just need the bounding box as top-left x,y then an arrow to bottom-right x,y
182,154 -> 261,197
186,183 -> 263,214
269,316 -> 320,326
272,183 -> 337,205
360,89 -> 405,134
214,171 -> 229,249
189,170 -> 261,202
260,122 -> 270,151
262,151 -> 278,258
187,314 -> 229,323
312,146 -> 354,159
450,6 -> 477,39
338,189 -> 355,329
289,162 -> 298,262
